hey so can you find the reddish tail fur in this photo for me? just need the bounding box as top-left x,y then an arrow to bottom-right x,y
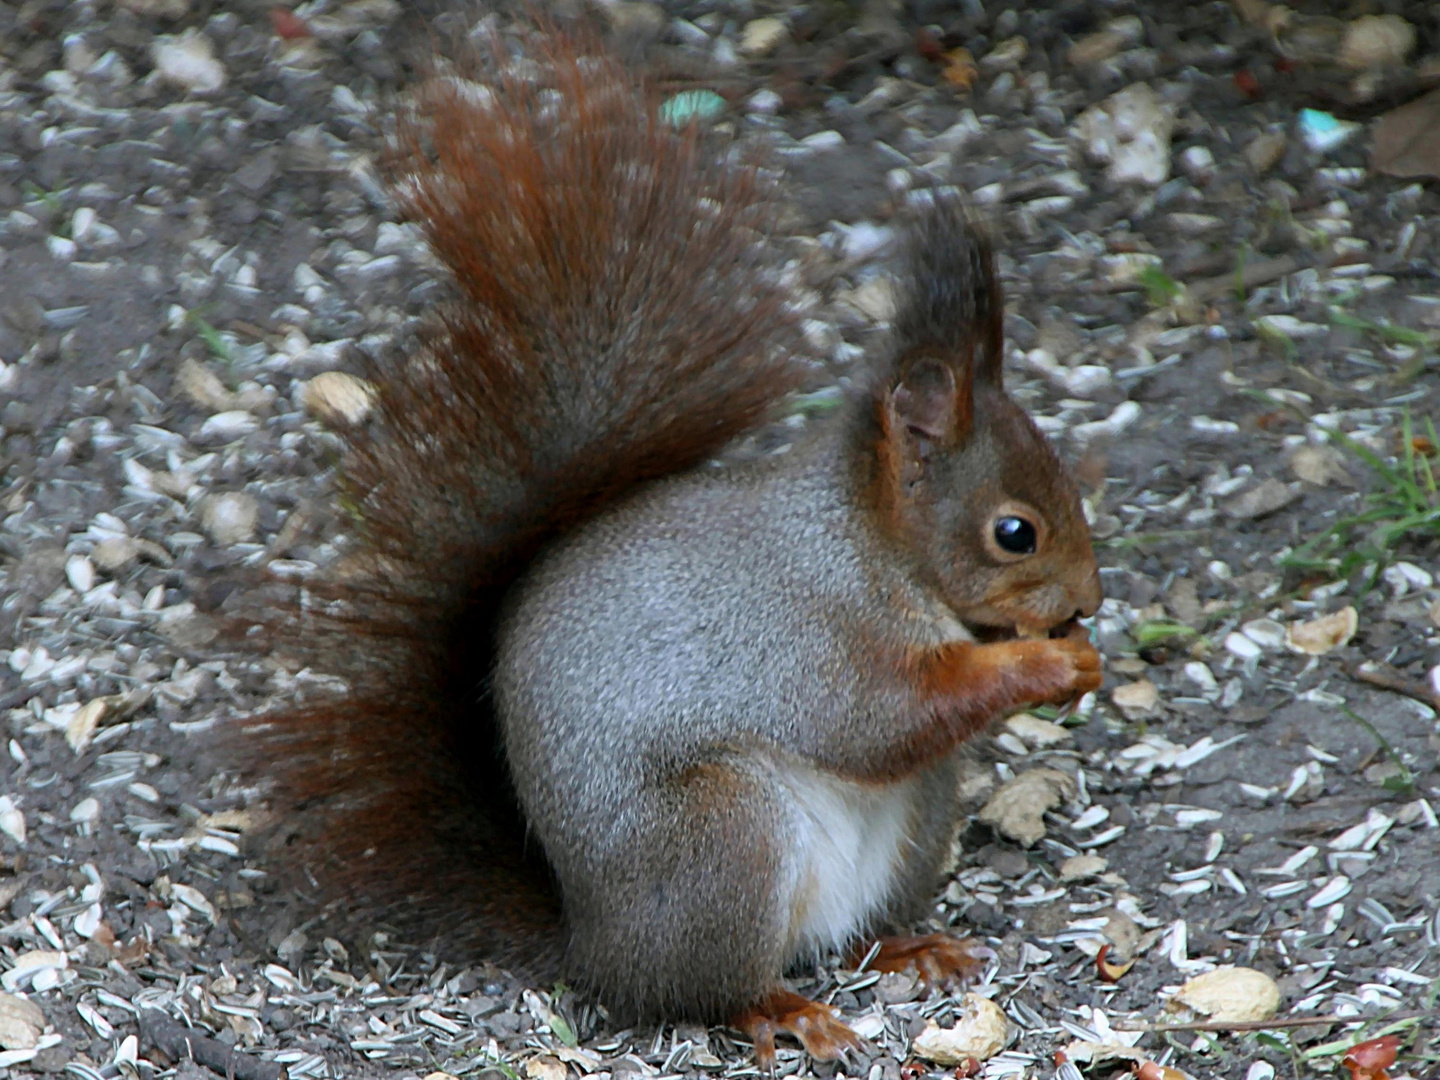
241,36 -> 800,973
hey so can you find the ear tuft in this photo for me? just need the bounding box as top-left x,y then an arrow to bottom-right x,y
888,197 -> 1003,391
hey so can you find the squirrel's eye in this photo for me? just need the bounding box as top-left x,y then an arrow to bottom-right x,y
993,516 -> 1037,555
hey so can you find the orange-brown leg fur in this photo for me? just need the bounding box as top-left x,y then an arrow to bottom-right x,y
732,989 -> 864,1072
852,934 -> 994,989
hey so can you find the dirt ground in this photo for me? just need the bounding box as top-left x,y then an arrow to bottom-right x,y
1,1 -> 1438,1079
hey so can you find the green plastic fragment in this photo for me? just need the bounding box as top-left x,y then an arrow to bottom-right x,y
659,90 -> 726,127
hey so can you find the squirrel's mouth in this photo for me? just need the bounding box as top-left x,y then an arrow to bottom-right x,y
968,617 -> 1082,644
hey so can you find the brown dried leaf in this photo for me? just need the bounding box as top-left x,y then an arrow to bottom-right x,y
302,371 -> 376,427
1287,606 -> 1358,655
1112,679 -> 1160,719
1343,1035 -> 1400,1080
941,48 -> 978,90
1222,477 -> 1299,519
1095,944 -> 1135,982
1339,15 -> 1415,71
1290,444 -> 1351,487
976,768 -> 1076,847
1135,1061 -> 1196,1080
525,1057 -> 567,1080
1373,88 -> 1440,179
177,357 -> 237,412
65,698 -> 108,753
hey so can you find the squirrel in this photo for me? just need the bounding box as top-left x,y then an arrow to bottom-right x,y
245,33 -> 1103,1068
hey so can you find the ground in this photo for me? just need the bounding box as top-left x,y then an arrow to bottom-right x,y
0,1 -> 1438,1079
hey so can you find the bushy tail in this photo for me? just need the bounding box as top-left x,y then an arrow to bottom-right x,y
242,35 -> 800,973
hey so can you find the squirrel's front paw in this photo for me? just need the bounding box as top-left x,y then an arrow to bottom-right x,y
1008,630 -> 1105,705
1027,631 -> 1102,705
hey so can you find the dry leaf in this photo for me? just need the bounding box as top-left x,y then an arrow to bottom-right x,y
1246,130 -> 1287,173
65,698 -> 108,754
1286,606 -> 1358,655
1373,88 -> 1440,179
1095,944 -> 1135,982
1167,966 -> 1280,1023
1339,15 -> 1414,70
1103,910 -> 1142,958
1290,445 -> 1351,487
270,6 -> 313,38
1068,28 -> 1128,66
1223,477 -> 1299,519
198,810 -> 256,832
1058,853 -> 1107,882
525,1057 -> 567,1080
1062,1042 -> 1148,1067
177,357 -> 236,411
1343,1035 -> 1400,1080
911,994 -> 1008,1064
1112,679 -> 1160,719
941,48 -> 978,90
302,371 -> 376,427
976,768 -> 1075,847
1004,714 -> 1072,748
1135,1061 -> 1196,1080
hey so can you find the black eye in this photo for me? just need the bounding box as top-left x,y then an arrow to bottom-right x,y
993,516 -> 1037,555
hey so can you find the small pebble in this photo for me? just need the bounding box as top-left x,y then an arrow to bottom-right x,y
739,16 -> 787,58
152,30 -> 226,93
200,491 -> 259,546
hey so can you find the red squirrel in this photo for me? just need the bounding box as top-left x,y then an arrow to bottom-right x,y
247,34 -> 1102,1067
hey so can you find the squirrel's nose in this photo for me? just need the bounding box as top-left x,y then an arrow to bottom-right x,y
1074,566 -> 1102,620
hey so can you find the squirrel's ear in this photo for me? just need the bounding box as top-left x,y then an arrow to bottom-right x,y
890,355 -> 971,443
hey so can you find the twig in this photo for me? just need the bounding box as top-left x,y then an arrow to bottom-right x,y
1190,255 -> 1300,302
1113,1009 -> 1440,1034
138,1010 -> 286,1080
1071,255 -> 1301,300
1347,661 -> 1440,712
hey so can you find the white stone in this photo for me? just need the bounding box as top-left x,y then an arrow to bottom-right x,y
1223,632 -> 1261,661
152,30 -> 225,93
200,492 -> 258,546
71,207 -> 97,243
46,235 -> 77,262
1070,400 -> 1142,442
65,555 -> 96,594
197,409 -> 258,442
800,130 -> 845,151
1178,145 -> 1214,181
739,16 -> 787,57
1182,661 -> 1219,697
745,88 -> 781,114
1075,83 -> 1174,186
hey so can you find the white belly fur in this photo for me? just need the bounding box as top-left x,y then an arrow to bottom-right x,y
775,763 -> 921,959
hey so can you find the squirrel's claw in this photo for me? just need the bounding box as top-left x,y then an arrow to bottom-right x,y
853,933 -> 995,991
733,989 -> 864,1073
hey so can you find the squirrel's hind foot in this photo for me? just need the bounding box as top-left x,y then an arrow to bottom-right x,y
853,933 -> 996,990
732,989 -> 863,1073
